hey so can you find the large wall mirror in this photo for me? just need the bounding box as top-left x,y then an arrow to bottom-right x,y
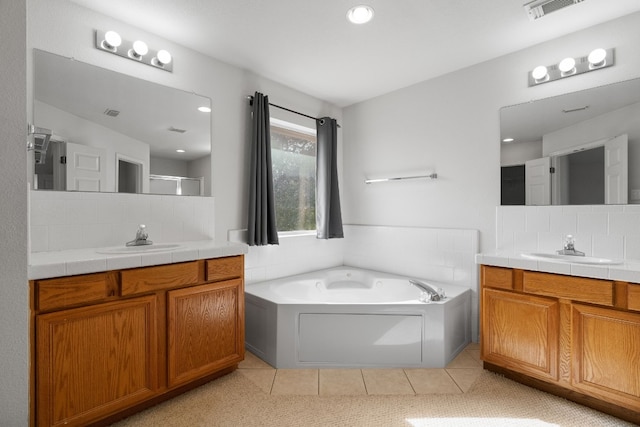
32,49 -> 212,196
500,77 -> 640,205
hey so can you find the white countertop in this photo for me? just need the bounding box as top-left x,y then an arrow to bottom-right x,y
476,252 -> 640,284
29,240 -> 249,280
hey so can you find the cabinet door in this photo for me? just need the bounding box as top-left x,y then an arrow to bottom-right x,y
482,288 -> 559,381
167,279 -> 244,387
36,295 -> 158,427
572,304 -> 640,410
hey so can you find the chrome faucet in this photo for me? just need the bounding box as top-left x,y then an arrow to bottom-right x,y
409,279 -> 446,302
557,234 -> 584,256
126,224 -> 153,246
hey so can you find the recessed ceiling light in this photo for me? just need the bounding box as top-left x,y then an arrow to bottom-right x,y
198,106 -> 211,113
502,138 -> 514,143
176,149 -> 185,153
347,5 -> 374,24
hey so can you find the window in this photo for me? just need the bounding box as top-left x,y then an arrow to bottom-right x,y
270,119 -> 316,233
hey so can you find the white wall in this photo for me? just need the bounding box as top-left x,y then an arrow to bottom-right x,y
0,1 -> 29,425
150,157 -> 188,177
27,0 -> 344,280
343,12 -> 640,255
188,155 -> 212,196
27,0 -> 342,241
500,140 -> 542,166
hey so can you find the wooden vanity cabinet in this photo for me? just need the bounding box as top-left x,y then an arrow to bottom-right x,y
167,278 -> 244,387
480,265 -> 640,424
31,255 -> 245,427
482,288 -> 559,382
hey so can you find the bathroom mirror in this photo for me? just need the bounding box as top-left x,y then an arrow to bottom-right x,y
32,49 -> 212,196
500,77 -> 640,205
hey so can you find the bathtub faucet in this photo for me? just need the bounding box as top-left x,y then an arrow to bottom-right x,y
409,279 -> 445,302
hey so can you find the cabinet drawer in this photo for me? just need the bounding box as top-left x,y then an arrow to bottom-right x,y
121,261 -> 199,296
35,273 -> 118,312
481,266 -> 513,290
206,256 -> 243,282
629,284 -> 640,312
523,271 -> 613,306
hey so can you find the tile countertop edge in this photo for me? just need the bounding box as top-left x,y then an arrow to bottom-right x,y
476,253 -> 640,284
28,240 -> 249,280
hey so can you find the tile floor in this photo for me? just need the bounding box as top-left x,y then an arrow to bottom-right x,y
237,343 -> 483,396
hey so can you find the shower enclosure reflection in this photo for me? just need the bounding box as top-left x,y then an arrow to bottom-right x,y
32,49 -> 212,196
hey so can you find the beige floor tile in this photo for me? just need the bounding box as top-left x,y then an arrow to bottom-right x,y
446,368 -> 483,392
237,369 -> 276,394
464,347 -> 481,363
404,369 -> 462,394
271,369 -> 318,395
445,351 -> 482,368
361,369 -> 415,395
319,369 -> 367,396
239,351 -> 275,369
464,342 -> 480,350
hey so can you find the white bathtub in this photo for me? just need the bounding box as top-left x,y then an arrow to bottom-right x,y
244,267 -> 471,368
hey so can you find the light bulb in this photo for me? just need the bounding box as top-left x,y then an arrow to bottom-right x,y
532,65 -> 548,81
588,48 -> 607,67
132,40 -> 148,57
156,49 -> 172,65
558,57 -> 576,74
198,106 -> 212,113
347,5 -> 374,24
103,30 -> 122,49
502,138 -> 514,143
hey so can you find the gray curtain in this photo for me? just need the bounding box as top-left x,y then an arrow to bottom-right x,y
247,92 -> 279,246
316,117 -> 344,239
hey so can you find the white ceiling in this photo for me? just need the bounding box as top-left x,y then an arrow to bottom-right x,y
69,0 -> 640,107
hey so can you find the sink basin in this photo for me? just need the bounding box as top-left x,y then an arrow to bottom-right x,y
521,252 -> 622,265
96,243 -> 183,255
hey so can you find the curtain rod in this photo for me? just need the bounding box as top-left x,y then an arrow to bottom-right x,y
247,96 -> 340,128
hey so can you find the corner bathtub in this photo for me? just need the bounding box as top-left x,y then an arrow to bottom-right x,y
244,267 -> 471,368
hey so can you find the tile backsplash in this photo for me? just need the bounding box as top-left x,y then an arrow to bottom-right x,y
343,224 -> 480,341
29,190 -> 215,252
497,205 -> 640,260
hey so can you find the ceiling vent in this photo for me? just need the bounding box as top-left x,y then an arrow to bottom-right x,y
168,126 -> 187,133
524,0 -> 585,21
104,108 -> 120,117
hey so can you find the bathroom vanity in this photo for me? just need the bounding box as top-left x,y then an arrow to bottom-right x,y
479,263 -> 640,424
29,250 -> 245,427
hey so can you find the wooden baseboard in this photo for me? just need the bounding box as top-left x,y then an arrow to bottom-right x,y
484,362 -> 640,425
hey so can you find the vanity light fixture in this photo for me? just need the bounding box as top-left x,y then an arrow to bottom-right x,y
558,57 -> 576,76
528,48 -> 614,87
531,65 -> 549,83
154,49 -> 172,67
102,30 -> 122,51
130,40 -> 148,59
588,48 -> 607,68
347,5 -> 375,24
95,30 -> 173,72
